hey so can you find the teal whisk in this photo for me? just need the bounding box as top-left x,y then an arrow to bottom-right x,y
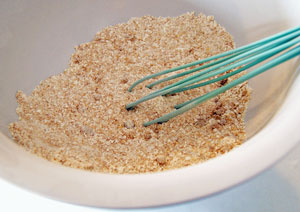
126,26 -> 300,126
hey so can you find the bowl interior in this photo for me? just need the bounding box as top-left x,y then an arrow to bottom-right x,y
0,0 -> 299,208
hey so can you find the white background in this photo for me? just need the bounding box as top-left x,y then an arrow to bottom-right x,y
0,143 -> 299,212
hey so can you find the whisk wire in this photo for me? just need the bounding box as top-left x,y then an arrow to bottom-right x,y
126,26 -> 300,126
144,44 -> 300,126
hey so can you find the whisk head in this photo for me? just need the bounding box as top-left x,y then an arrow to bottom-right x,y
126,26 -> 300,126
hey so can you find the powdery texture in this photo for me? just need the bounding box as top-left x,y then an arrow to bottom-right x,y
9,13 -> 251,174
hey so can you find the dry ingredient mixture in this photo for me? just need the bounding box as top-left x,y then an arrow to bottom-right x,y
9,13 -> 251,174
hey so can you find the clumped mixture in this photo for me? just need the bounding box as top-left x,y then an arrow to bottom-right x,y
9,13 -> 251,174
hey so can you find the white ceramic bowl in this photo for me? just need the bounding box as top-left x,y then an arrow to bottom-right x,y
0,0 -> 299,208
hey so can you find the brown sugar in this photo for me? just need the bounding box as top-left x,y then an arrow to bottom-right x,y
9,12 -> 251,174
